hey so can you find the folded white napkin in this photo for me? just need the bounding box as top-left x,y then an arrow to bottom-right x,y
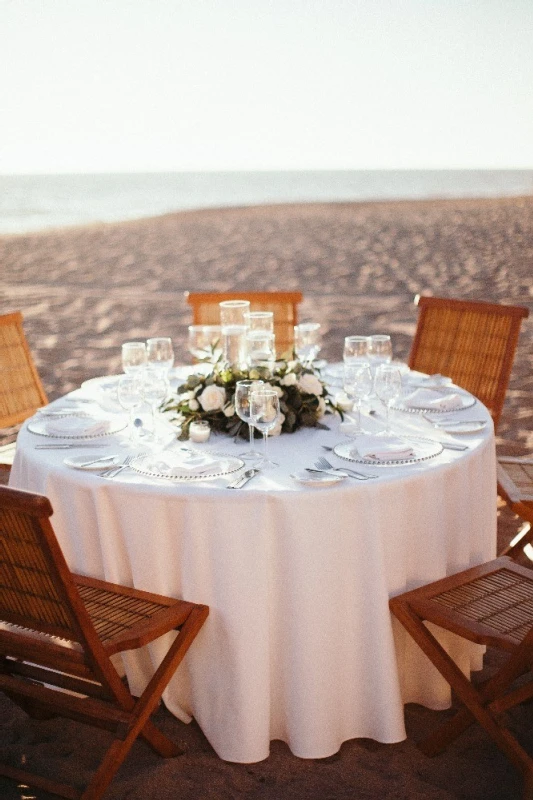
352,434 -> 415,461
146,453 -> 222,477
403,388 -> 464,411
44,416 -> 111,437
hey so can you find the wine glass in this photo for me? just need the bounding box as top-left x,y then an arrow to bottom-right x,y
250,388 -> 280,468
367,335 -> 392,374
343,336 -> 370,366
117,374 -> 144,444
374,364 -> 402,434
234,379 -> 264,459
141,368 -> 170,441
121,341 -> 147,374
343,363 -> 373,434
146,337 -> 174,375
187,325 -> 222,363
294,323 -> 321,366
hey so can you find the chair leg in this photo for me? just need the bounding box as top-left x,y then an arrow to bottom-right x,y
500,523 -> 533,559
81,605 -> 208,800
391,600 -> 533,777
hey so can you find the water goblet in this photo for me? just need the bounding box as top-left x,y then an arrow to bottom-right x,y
343,363 -> 373,433
234,379 -> 264,459
122,341 -> 147,374
250,387 -> 280,468
141,368 -> 170,441
294,323 -> 321,366
146,337 -> 174,375
367,334 -> 392,373
187,325 -> 222,363
117,374 -> 144,444
343,336 -> 370,366
374,364 -> 402,435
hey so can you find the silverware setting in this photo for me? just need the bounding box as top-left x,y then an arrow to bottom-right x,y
100,454 -> 136,478
315,456 -> 377,480
422,414 -> 487,427
35,443 -> 109,449
78,454 -> 118,468
228,467 -> 261,489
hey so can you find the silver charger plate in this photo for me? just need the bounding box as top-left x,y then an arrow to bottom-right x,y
333,437 -> 444,466
391,390 -> 476,415
130,451 -> 245,482
27,414 -> 127,439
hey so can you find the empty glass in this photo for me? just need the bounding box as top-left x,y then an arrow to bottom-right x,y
140,368 -> 170,440
117,374 -> 144,444
343,363 -> 373,433
374,364 -> 402,434
246,331 -> 276,369
294,323 -> 321,366
146,337 -> 174,375
234,379 -> 264,459
250,387 -> 280,468
122,341 -> 147,374
367,335 -> 392,373
343,336 -> 370,366
187,325 -> 222,363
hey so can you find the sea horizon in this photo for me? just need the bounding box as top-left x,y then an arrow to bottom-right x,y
2,169 -> 533,235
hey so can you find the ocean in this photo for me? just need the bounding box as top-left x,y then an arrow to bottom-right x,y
1,170 -> 533,235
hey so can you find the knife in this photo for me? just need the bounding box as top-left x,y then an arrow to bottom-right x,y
228,468 -> 260,489
35,443 -> 108,449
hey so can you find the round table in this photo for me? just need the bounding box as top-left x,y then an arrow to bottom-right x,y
9,377 -> 497,763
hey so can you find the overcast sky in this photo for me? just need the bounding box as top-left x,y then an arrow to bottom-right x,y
2,0 -> 533,173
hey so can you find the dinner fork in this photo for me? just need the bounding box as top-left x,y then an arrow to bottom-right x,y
100,454 -> 136,478
315,456 -> 377,480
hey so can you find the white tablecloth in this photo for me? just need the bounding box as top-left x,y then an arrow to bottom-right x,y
9,380 -> 497,763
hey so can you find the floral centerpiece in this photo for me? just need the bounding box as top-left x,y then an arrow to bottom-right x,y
163,360 -> 340,441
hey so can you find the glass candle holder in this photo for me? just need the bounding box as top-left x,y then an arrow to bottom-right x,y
219,300 -> 251,328
189,420 -> 211,443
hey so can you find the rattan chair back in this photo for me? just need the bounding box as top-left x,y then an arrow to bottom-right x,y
497,456 -> 533,557
408,296 -> 528,430
0,311 -> 48,428
390,557 -> 533,794
0,485 -> 209,800
185,291 -> 303,358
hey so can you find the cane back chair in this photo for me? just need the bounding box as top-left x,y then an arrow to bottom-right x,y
408,296 -> 529,431
185,291 -> 303,358
0,485 -> 209,800
390,557 -> 533,798
0,311 -> 48,471
497,456 -> 533,558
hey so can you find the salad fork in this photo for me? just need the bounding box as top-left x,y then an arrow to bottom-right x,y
100,454 -> 136,478
315,456 -> 377,480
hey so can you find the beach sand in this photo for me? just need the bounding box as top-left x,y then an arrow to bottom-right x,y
1,196 -> 533,798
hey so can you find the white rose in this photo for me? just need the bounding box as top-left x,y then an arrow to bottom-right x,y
269,412 -> 285,436
317,397 -> 327,418
186,390 -> 197,400
281,372 -> 297,387
298,373 -> 323,396
198,384 -> 226,411
189,399 -> 199,411
223,403 -> 235,417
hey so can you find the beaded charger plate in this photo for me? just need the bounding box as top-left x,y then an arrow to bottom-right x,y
391,390 -> 476,415
130,452 -> 245,482
333,437 -> 444,466
27,414 -> 127,439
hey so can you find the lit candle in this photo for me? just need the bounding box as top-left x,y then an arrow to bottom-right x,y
189,420 -> 211,443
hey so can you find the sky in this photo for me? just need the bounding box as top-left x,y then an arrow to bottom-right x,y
2,0 -> 533,173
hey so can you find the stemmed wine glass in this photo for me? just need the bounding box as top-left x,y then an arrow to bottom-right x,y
140,368 -> 170,441
249,387 -> 280,468
146,337 -> 174,375
343,336 -> 370,366
367,335 -> 392,373
234,379 -> 264,459
294,323 -> 321,366
374,364 -> 402,435
117,374 -> 144,445
121,341 -> 147,374
343,363 -> 373,434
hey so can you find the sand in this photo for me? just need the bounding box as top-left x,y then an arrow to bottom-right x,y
1,196 -> 533,798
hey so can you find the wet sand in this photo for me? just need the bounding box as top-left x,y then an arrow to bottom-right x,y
1,196 -> 533,798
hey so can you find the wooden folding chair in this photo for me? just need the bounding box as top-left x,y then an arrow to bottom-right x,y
0,311 -> 48,471
390,557 -> 533,798
0,485 -> 209,800
408,296 -> 529,430
185,291 -> 303,358
497,456 -> 533,558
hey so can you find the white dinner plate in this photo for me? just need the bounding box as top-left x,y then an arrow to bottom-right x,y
130,451 -> 244,482
64,454 -> 121,471
333,437 -> 444,466
290,470 -> 346,487
392,390 -> 476,414
27,414 -> 127,439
